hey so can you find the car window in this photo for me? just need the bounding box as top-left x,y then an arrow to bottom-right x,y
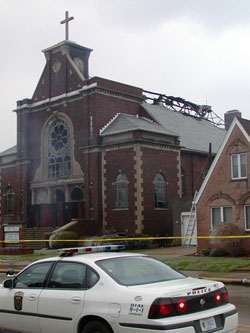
14,262 -> 53,288
86,267 -> 99,288
96,256 -> 185,286
47,262 -> 87,289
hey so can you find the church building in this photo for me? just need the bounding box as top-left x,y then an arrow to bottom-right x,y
0,14 -> 227,248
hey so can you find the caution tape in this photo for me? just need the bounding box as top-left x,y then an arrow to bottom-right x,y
1,235 -> 250,243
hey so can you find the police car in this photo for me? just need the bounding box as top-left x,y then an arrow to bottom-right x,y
0,245 -> 238,333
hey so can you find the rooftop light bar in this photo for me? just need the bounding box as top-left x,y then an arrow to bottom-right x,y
58,244 -> 125,255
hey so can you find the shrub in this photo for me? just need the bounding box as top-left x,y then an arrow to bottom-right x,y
49,231 -> 78,249
170,239 -> 181,247
210,222 -> 246,255
199,248 -> 211,256
232,247 -> 247,257
209,248 -> 230,257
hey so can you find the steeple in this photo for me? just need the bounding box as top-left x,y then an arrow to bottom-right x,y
29,12 -> 93,103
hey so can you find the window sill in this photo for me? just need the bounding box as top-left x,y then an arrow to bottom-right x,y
154,208 -> 168,211
231,177 -> 247,181
113,208 -> 129,211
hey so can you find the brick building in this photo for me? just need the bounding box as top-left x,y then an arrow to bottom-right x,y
195,112 -> 250,252
0,39 -> 226,248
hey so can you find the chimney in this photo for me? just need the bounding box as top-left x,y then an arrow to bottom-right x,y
224,110 -> 242,130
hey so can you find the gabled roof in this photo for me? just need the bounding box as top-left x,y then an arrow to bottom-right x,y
0,145 -> 17,157
195,116 -> 250,204
99,113 -> 177,137
142,103 -> 226,154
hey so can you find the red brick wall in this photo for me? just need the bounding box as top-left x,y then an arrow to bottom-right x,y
181,152 -> 210,199
104,147 -> 137,234
142,147 -> 180,236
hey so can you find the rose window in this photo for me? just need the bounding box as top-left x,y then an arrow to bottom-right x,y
51,124 -> 68,151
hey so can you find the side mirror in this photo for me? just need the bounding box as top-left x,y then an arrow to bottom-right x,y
3,278 -> 14,289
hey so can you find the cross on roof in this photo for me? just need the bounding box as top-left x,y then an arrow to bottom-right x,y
60,11 -> 74,41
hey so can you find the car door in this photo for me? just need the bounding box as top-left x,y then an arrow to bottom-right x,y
38,261 -> 88,333
0,261 -> 53,333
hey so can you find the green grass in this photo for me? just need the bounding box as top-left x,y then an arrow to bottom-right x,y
163,256 -> 250,272
0,250 -> 250,273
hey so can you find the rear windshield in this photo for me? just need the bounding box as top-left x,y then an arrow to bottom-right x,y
96,256 -> 185,286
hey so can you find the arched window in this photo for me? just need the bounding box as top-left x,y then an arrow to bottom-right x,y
71,188 -> 84,201
53,190 -> 65,203
48,118 -> 71,179
6,186 -> 15,215
154,173 -> 167,208
114,173 -> 128,209
36,190 -> 48,204
181,167 -> 186,197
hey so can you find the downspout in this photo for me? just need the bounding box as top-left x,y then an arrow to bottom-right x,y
191,154 -> 194,196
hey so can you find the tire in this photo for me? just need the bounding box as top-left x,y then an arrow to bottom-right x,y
82,320 -> 112,333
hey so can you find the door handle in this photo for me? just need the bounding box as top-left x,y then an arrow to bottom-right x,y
70,296 -> 81,303
28,294 -> 37,301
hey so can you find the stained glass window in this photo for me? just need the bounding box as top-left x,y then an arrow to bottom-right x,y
154,173 -> 167,208
48,118 -> 71,179
114,173 -> 128,208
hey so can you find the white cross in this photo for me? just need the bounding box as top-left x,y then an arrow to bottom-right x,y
60,11 -> 74,41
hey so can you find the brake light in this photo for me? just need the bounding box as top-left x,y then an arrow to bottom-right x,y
215,292 -> 222,304
177,299 -> 187,313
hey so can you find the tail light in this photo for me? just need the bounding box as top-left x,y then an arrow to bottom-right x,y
148,287 -> 229,319
215,292 -> 222,304
148,297 -> 187,319
223,288 -> 229,302
177,299 -> 187,313
159,299 -> 172,315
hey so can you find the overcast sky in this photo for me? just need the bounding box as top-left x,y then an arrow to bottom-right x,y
1,0 -> 250,152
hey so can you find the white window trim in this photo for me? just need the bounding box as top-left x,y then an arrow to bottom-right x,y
231,153 -> 247,180
210,206 -> 232,230
244,205 -> 250,231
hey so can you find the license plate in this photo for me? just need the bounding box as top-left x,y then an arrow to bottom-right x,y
200,317 -> 217,332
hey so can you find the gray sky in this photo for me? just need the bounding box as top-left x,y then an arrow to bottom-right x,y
1,0 -> 250,152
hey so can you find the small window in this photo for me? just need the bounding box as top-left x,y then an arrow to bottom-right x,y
244,205 -> 250,230
114,173 -> 128,209
6,186 -> 15,215
14,262 -> 53,289
231,153 -> 247,179
154,173 -> 167,208
211,206 -> 232,228
47,262 -> 87,289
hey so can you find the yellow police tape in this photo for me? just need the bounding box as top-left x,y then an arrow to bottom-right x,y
1,235 -> 250,243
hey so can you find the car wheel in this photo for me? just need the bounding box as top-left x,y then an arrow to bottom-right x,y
82,320 -> 112,333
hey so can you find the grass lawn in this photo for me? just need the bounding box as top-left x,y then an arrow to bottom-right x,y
163,256 -> 250,272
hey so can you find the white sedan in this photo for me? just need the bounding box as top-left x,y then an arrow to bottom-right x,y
0,245 -> 238,333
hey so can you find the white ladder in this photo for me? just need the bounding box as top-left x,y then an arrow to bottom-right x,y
183,192 -> 197,247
